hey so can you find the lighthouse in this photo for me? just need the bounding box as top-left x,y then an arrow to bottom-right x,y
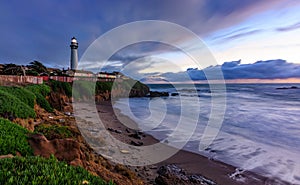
70,37 -> 78,70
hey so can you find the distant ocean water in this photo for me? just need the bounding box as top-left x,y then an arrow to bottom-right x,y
114,83 -> 300,184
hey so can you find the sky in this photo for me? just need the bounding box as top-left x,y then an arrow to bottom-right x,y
1,0 -> 300,82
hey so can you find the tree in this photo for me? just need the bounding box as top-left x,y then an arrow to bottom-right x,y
27,61 -> 48,75
1,63 -> 24,76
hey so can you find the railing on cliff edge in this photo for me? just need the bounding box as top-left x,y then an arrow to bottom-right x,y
0,75 -> 118,85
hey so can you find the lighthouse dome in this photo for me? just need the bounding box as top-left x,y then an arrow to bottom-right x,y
71,37 -> 77,43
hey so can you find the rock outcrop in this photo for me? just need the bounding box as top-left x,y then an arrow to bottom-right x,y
149,91 -> 169,97
276,86 -> 298,90
155,164 -> 217,185
28,133 -> 82,162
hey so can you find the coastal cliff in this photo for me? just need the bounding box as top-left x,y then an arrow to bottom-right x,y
48,79 -> 149,111
0,79 -> 149,185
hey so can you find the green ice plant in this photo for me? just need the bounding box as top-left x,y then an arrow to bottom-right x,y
0,86 -> 35,108
0,90 -> 36,118
25,84 -> 51,97
0,118 -> 33,156
0,155 -> 114,185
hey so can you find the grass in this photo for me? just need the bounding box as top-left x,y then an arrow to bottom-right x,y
0,86 -> 35,108
0,90 -> 36,119
0,155 -> 114,185
0,118 -> 33,156
0,84 -> 54,116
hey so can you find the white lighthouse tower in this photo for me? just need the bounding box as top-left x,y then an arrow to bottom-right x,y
70,37 -> 78,70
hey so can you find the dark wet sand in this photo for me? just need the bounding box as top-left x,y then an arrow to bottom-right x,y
96,100 -> 288,185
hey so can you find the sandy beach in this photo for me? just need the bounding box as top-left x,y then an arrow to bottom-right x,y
72,100 -> 289,185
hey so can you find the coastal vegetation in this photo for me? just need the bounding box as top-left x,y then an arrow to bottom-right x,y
0,83 -> 53,119
0,60 -> 151,184
0,61 -> 49,76
0,118 -> 33,156
34,124 -> 73,140
72,79 -> 149,100
0,79 -> 150,184
0,86 -> 35,108
0,89 -> 36,119
25,84 -> 53,112
0,83 -> 115,184
0,156 -> 112,185
49,80 -> 73,97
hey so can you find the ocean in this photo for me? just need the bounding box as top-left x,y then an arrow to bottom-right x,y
114,83 -> 300,184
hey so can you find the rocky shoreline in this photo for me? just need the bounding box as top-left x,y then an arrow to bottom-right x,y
81,100 -> 288,185
0,81 -> 291,185
44,82 -> 290,185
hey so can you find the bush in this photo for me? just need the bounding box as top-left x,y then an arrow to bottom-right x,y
0,86 -> 35,108
0,90 -> 36,119
96,81 -> 113,92
0,118 -> 33,156
0,156 -> 113,185
49,80 -> 72,97
34,93 -> 53,112
34,124 -> 73,140
25,84 -> 51,97
25,84 -> 53,112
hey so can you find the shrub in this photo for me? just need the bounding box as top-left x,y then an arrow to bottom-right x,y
0,86 -> 35,108
25,84 -> 51,97
25,84 -> 53,112
0,90 -> 36,119
0,118 -> 33,156
49,80 -> 72,97
34,124 -> 73,140
34,93 -> 53,112
0,156 -> 113,185
96,81 -> 113,92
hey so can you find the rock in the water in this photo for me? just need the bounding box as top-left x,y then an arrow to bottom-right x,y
148,91 -> 169,97
276,86 -> 298,90
171,92 -> 179,96
155,164 -> 217,185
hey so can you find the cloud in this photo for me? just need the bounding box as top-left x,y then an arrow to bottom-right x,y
221,59 -> 300,79
218,30 -> 262,42
1,0 -> 299,67
146,59 -> 300,82
276,21 -> 300,32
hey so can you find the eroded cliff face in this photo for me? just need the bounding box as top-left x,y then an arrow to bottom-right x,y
48,80 -> 149,111
29,82 -> 147,185
111,85 -> 150,99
